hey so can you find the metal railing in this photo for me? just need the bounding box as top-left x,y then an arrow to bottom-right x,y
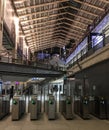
67,26 -> 109,69
0,56 -> 65,71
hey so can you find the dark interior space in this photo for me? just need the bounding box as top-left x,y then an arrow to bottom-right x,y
74,59 -> 109,99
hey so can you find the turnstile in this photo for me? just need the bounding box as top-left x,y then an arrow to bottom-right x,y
74,96 -> 90,119
29,95 -> 41,120
64,96 -> 73,119
59,95 -> 65,114
12,95 -> 26,120
0,95 -> 10,120
45,100 -> 48,114
60,95 -> 73,119
80,96 -> 90,119
106,100 -> 109,119
90,97 -> 106,119
89,96 -> 95,115
74,98 -> 80,115
47,95 -> 56,120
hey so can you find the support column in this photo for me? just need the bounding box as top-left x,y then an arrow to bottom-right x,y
60,47 -> 61,56
12,16 -> 19,61
0,0 -> 4,51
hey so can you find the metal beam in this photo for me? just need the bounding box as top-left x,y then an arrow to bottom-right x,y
19,6 -> 69,18
64,22 -> 86,31
30,42 -> 64,51
37,44 -> 61,51
27,27 -> 84,40
20,12 -> 66,24
24,23 -> 85,36
22,17 -> 65,28
28,39 -> 75,50
26,30 -> 82,41
28,38 -> 63,48
27,36 -> 78,46
29,39 -> 63,47
22,16 -> 88,30
70,6 -> 98,17
73,0 -> 105,11
24,23 -> 63,33
66,17 -> 87,27
27,36 -> 58,44
35,37 -> 72,49
27,35 -> 72,45
16,0 -> 69,11
21,11 -> 93,25
26,32 -> 80,43
41,25 -> 84,35
37,30 -> 81,39
24,24 -> 85,37
28,39 -> 58,45
99,0 -> 109,3
38,43 -> 64,50
29,41 -> 63,48
29,41 -> 57,48
68,12 -> 93,23
27,34 -> 64,41
24,18 -> 86,33
25,28 -> 82,39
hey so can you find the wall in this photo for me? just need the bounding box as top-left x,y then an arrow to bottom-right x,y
74,59 -> 109,99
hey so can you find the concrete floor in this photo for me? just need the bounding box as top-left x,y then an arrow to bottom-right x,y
0,113 -> 109,130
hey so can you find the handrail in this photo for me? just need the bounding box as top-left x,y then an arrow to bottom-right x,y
67,32 -> 109,69
0,56 -> 65,71
67,25 -> 109,69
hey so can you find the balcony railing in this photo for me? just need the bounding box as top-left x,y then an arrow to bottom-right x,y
67,26 -> 109,69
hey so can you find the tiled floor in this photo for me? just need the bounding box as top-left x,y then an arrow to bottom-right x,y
0,113 -> 109,130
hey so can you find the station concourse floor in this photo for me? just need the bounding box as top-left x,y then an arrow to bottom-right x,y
0,113 -> 109,130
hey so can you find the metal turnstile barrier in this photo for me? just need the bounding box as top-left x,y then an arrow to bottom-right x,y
47,95 -> 56,120
90,97 -> 106,119
74,99 -> 80,115
89,96 -> 95,115
12,95 -> 26,120
29,95 -> 41,120
45,100 -> 48,115
74,96 -> 90,119
106,100 -> 109,119
60,95 -> 73,119
0,95 -> 10,120
80,96 -> 90,119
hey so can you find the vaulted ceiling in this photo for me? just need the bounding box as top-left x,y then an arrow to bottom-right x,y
12,0 -> 109,53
